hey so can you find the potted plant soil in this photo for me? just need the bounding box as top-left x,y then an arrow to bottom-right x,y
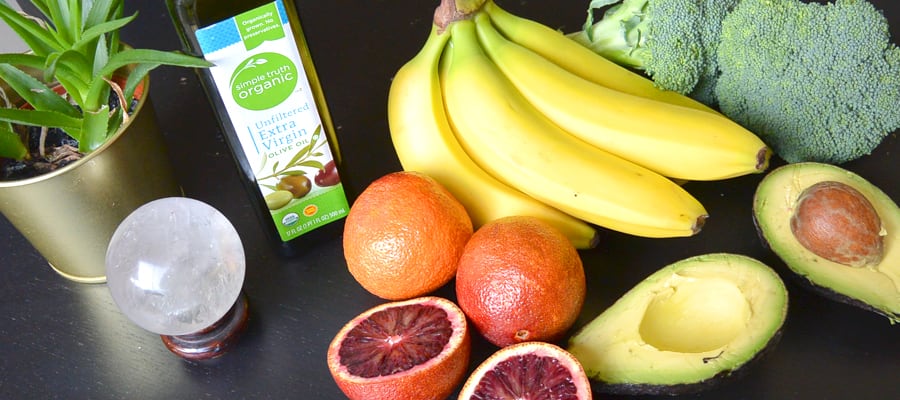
0,1 -> 212,283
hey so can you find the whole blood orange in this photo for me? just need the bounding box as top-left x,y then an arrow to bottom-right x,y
456,216 -> 586,347
326,296 -> 471,400
459,341 -> 593,399
343,171 -> 473,300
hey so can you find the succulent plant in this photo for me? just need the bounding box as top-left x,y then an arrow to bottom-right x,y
0,0 -> 212,161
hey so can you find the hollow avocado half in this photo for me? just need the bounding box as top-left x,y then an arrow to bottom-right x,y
753,162 -> 900,323
567,253 -> 788,395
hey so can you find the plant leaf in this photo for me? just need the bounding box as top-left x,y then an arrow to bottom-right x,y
0,64 -> 81,117
0,53 -> 89,95
92,32 -> 109,80
281,170 -> 309,176
68,0 -> 82,41
84,0 -> 119,29
54,77 -> 85,105
83,40 -> 114,112
106,1 -> 123,57
91,49 -> 211,111
43,0 -> 74,46
28,0 -> 52,19
0,52 -> 45,67
73,13 -> 134,50
106,106 -> 123,138
0,2 -> 63,55
79,104 -> 109,152
0,108 -> 82,133
100,48 -> 213,77
122,62 -> 157,104
0,122 -> 28,160
44,49 -> 93,87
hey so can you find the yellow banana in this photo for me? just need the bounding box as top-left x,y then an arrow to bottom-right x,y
473,13 -> 770,181
482,0 -> 715,114
387,24 -> 599,249
442,19 -> 707,238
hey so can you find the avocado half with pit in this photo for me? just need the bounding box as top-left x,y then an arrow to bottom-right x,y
753,162 -> 900,322
568,253 -> 788,395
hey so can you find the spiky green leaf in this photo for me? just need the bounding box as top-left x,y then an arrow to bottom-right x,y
44,49 -> 93,86
79,104 -> 110,152
0,2 -> 63,55
84,0 -> 120,29
0,122 -> 28,160
122,62 -> 156,103
100,48 -> 213,77
0,108 -> 82,132
0,64 -> 81,117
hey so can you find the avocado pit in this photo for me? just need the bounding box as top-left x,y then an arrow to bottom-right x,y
789,181 -> 884,268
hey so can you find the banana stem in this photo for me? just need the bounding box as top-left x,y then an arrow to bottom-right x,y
454,0 -> 486,13
434,0 -> 486,31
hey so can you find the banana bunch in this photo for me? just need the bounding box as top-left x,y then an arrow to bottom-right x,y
387,0 -> 771,243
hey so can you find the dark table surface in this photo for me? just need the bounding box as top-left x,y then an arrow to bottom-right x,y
2,1 -> 898,399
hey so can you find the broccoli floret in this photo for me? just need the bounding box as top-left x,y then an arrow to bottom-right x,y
715,0 -> 900,164
689,0 -> 741,105
571,0 -> 900,164
569,0 -> 738,96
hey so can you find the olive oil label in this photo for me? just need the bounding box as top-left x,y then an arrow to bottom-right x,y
196,0 -> 348,241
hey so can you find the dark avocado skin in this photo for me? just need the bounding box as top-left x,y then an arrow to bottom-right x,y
592,329 -> 785,396
780,254 -> 899,323
755,215 -> 900,322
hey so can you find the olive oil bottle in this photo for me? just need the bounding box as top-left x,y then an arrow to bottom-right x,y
167,0 -> 350,257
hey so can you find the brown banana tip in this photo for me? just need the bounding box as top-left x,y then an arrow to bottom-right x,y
757,147 -> 773,171
587,231 -> 601,249
693,214 -> 709,235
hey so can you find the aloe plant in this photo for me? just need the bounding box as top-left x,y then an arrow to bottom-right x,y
0,0 -> 212,161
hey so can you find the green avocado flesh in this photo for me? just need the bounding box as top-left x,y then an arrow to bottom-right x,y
753,162 -> 900,323
568,253 -> 788,394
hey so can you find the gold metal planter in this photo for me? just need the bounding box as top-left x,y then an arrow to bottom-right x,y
0,78 -> 182,283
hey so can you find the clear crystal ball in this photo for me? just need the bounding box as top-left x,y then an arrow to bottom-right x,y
105,197 -> 246,336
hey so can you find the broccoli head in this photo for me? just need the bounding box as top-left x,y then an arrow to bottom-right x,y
689,0 -> 741,105
715,0 -> 900,164
569,0 -> 739,97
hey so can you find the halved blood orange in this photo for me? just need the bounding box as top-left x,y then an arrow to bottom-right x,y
326,296 -> 471,400
459,341 -> 593,400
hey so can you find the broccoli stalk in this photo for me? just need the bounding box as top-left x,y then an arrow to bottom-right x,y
571,0 -> 900,164
568,0 -> 658,71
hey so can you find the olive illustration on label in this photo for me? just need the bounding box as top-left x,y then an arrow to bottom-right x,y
257,125 -> 334,208
265,190 -> 293,210
277,175 -> 312,199
315,160 -> 340,187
